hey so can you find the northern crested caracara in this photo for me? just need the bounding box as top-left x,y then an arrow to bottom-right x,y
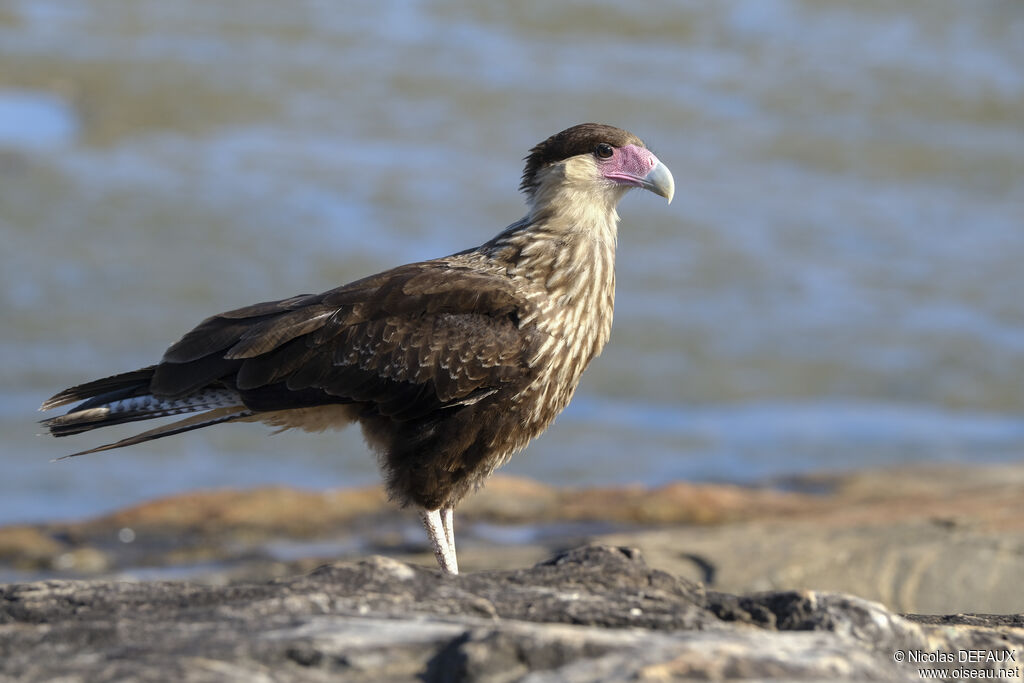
40,123 -> 674,574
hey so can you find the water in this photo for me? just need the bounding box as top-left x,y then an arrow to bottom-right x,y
0,90 -> 77,149
1,0 -> 1022,524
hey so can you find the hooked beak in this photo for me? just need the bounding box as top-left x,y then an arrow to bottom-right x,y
640,160 -> 674,204
600,144 -> 675,204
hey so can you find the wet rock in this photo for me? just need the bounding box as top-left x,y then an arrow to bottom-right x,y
1,545 -> 1021,682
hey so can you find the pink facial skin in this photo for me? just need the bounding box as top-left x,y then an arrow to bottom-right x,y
599,144 -> 659,187
598,143 -> 674,203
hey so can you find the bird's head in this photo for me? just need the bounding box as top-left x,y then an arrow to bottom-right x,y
520,123 -> 674,214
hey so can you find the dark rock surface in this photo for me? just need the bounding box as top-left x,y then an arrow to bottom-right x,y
3,465 -> 1024,616
1,545 -> 1021,682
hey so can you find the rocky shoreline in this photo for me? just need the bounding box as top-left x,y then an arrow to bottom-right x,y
1,463 -> 1023,680
2,544 -> 1022,682
2,463 -> 1023,614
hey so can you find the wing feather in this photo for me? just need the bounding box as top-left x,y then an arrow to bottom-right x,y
226,306 -> 335,359
162,317 -> 257,364
150,261 -> 537,421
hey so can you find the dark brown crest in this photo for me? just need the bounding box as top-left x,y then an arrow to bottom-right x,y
520,123 -> 644,197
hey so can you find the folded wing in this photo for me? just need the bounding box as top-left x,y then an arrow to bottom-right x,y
153,262 -> 537,423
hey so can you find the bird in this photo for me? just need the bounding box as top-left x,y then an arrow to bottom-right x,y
39,123 -> 674,575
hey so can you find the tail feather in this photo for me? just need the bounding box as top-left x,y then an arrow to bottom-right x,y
54,406 -> 255,459
41,366 -> 254,456
42,387 -> 245,437
40,366 -> 158,411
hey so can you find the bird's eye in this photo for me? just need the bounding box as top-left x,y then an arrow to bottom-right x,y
594,143 -> 614,159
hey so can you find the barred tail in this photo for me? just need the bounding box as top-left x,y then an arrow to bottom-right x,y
39,366 -> 254,457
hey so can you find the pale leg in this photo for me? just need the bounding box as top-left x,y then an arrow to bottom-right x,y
420,508 -> 459,575
441,507 -> 456,565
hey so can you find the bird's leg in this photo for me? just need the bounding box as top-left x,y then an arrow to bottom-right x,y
441,507 -> 456,565
420,508 -> 459,575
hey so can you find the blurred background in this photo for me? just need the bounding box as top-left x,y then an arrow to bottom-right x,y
1,0 -> 1022,525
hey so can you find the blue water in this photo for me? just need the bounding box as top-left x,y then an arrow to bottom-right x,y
0,90 -> 77,149
1,0 -> 1023,524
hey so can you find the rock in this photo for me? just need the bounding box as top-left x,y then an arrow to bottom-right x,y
1,545 -> 1021,682
595,464 -> 1024,614
0,475 -> 821,584
3,464 -> 1024,614
0,526 -> 63,570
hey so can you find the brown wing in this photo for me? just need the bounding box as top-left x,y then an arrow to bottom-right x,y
151,262 -> 537,422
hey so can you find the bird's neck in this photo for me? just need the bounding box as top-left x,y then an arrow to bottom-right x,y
487,190 -> 620,360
